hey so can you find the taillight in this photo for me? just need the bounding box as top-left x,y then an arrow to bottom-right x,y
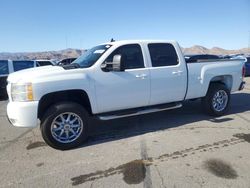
242,64 -> 246,78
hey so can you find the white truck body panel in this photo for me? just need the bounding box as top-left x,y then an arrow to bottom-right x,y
186,60 -> 244,99
94,67 -> 151,113
7,66 -> 98,113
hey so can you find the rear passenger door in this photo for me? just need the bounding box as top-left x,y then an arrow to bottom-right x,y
147,43 -> 187,105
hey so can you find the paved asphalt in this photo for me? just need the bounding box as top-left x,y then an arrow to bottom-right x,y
1,78 -> 250,188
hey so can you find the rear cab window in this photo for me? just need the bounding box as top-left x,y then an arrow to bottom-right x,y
105,44 -> 144,70
148,43 -> 178,67
13,61 -> 35,72
0,60 -> 9,75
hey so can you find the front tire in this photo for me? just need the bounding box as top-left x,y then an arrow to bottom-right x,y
40,102 -> 89,150
202,83 -> 230,116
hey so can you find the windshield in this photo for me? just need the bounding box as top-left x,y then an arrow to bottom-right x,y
73,44 -> 111,68
0,60 -> 9,75
13,61 -> 34,72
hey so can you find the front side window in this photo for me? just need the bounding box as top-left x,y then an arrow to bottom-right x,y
13,61 -> 34,72
0,60 -> 9,75
105,44 -> 144,69
148,43 -> 178,67
73,45 -> 111,68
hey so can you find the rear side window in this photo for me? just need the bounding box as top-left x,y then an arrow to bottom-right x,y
13,61 -> 34,72
106,44 -> 144,69
148,43 -> 178,67
0,60 -> 9,75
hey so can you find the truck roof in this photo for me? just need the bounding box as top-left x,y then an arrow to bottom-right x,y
101,40 -> 177,46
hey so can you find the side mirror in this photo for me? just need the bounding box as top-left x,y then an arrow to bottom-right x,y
101,54 -> 124,72
112,55 -> 123,71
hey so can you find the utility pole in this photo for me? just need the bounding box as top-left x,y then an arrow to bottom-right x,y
248,31 -> 250,54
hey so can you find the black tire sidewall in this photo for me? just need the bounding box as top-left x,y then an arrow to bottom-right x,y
202,83 -> 230,116
40,102 -> 89,150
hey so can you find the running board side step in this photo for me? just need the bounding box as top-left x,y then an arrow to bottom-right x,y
98,102 -> 182,120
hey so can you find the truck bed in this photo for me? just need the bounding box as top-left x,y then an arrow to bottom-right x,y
185,59 -> 245,100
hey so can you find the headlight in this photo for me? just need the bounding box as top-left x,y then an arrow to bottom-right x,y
11,83 -> 34,102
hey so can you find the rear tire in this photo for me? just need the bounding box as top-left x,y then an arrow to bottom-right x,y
201,83 -> 230,116
40,102 -> 89,150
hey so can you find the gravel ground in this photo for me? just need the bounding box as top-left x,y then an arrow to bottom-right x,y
0,78 -> 250,188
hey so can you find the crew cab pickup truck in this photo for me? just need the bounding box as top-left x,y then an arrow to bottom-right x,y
6,40 -> 246,149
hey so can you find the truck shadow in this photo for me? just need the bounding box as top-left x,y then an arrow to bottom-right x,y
79,92 -> 250,148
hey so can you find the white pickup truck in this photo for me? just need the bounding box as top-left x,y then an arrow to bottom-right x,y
6,40 -> 246,149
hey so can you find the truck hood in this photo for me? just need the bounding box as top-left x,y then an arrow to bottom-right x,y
7,66 -> 66,83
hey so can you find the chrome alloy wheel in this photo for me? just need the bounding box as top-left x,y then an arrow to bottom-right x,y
212,90 -> 228,112
51,112 -> 83,143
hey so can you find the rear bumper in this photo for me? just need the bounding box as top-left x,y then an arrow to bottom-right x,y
239,81 -> 245,91
7,101 -> 39,128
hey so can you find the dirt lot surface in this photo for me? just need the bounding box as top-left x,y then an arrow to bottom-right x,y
1,78 -> 250,188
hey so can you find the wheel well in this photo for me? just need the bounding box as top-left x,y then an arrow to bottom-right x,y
38,90 -> 92,120
209,75 -> 232,91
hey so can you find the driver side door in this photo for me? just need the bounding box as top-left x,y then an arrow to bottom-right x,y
94,44 -> 150,113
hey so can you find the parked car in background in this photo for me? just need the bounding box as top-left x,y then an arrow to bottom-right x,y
245,56 -> 250,76
57,58 -> 77,65
36,60 -> 57,67
185,54 -> 220,63
0,60 -> 11,97
222,54 -> 246,59
0,60 -> 37,97
12,60 -> 37,72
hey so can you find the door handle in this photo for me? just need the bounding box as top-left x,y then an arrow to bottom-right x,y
135,74 -> 147,79
172,70 -> 183,75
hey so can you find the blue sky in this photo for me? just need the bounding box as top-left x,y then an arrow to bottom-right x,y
0,0 -> 249,52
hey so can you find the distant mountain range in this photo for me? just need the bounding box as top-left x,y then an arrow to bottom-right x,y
182,45 -> 249,56
0,46 -> 249,60
0,49 -> 86,60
